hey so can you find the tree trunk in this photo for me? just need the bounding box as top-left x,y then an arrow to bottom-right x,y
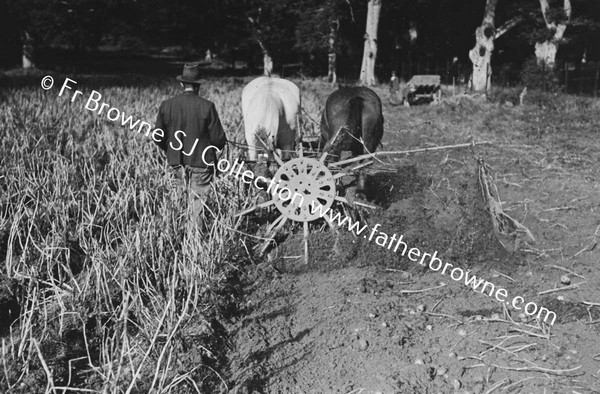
409,21 -> 418,45
22,51 -> 34,69
327,20 -> 339,85
263,52 -> 273,76
205,49 -> 213,63
469,0 -> 498,93
535,41 -> 558,69
22,31 -> 35,69
536,0 -> 571,70
359,0 -> 382,86
248,14 -> 273,76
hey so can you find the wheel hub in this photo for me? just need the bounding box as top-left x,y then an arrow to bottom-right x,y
271,157 -> 336,222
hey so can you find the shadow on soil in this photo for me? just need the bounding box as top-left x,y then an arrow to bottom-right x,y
225,156 -> 521,393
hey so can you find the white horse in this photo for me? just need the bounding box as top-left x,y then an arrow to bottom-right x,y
241,76 -> 301,162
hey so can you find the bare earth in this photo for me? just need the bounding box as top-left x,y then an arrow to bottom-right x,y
225,86 -> 600,394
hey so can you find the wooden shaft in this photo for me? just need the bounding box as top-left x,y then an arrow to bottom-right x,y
330,141 -> 492,167
303,222 -> 309,265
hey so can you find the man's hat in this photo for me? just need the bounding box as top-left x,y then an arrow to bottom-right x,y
176,63 -> 202,84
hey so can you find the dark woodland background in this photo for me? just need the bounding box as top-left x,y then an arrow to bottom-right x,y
1,0 -> 600,89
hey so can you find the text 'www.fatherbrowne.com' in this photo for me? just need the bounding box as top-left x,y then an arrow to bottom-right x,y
307,200 -> 557,326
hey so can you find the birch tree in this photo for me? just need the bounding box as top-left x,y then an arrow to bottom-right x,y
294,0 -> 351,82
248,9 -> 274,76
536,0 -> 571,69
469,0 -> 498,93
22,30 -> 35,69
359,0 -> 382,86
327,19 -> 339,84
469,0 -> 523,93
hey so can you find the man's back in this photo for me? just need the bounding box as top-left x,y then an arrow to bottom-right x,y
155,91 -> 226,168
155,62 -> 227,239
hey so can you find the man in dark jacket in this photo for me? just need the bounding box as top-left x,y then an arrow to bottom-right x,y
154,63 -> 227,233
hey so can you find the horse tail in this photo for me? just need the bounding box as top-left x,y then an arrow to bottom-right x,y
263,95 -> 281,150
347,97 -> 363,139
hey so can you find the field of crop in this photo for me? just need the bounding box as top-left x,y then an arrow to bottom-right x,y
0,74 -> 275,393
2,71 -> 600,393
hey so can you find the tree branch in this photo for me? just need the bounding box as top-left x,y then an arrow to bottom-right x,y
483,0 -> 498,26
344,0 -> 356,23
564,0 -> 572,22
495,16 -> 523,39
538,0 -> 553,29
539,0 -> 571,31
248,16 -> 268,54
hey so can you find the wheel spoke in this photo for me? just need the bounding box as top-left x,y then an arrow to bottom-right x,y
272,216 -> 288,234
303,221 -> 309,265
335,196 -> 349,204
237,149 -> 369,263
266,213 -> 285,234
235,199 -> 275,217
350,160 -> 373,171
319,152 -> 328,163
272,150 -> 285,167
354,201 -> 377,209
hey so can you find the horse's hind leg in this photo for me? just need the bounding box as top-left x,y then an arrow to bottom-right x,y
245,132 -> 258,163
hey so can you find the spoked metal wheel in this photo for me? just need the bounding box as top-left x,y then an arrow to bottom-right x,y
271,156 -> 336,222
237,145 -> 369,265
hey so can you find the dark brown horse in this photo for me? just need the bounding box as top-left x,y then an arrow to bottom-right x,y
320,86 -> 384,192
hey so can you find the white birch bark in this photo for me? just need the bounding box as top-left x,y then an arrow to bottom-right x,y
409,21 -> 418,45
22,31 -> 35,69
22,52 -> 34,69
536,0 -> 571,69
469,0 -> 498,93
359,0 -> 382,86
249,14 -> 273,76
328,20 -> 339,85
262,52 -> 273,76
